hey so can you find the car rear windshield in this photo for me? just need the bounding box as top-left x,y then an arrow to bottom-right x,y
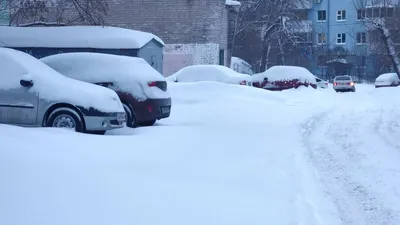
335,76 -> 351,80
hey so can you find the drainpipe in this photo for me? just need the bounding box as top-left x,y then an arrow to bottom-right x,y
327,0 -> 331,79
327,0 -> 330,50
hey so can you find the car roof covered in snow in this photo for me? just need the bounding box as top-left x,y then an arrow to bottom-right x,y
167,65 -> 251,83
252,66 -> 316,84
0,47 -> 124,113
376,73 -> 399,81
40,52 -> 169,100
0,26 -> 165,49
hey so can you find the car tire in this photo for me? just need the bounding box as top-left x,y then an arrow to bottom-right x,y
47,108 -> 84,133
123,103 -> 137,128
141,120 -> 156,126
87,130 -> 106,135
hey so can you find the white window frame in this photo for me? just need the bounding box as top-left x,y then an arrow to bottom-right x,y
336,33 -> 346,44
337,10 -> 346,21
317,10 -> 326,22
317,33 -> 327,44
356,32 -> 366,44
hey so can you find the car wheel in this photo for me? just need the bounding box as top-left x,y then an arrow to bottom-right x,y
47,108 -> 84,132
141,120 -> 156,126
123,103 -> 137,128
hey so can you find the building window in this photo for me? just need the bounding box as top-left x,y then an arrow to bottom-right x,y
219,49 -> 225,65
356,32 -> 366,44
317,33 -> 327,44
336,33 -> 346,44
357,9 -> 365,20
387,8 -> 394,17
317,10 -> 326,21
337,10 -> 346,21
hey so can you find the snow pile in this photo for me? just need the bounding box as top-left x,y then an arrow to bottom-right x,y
0,26 -> 164,49
375,73 -> 399,85
41,53 -> 170,101
167,65 -> 252,85
4,81 -> 400,225
253,65 -> 317,84
0,81 -> 345,225
0,47 -> 124,113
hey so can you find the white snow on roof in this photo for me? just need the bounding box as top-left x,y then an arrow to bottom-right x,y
0,47 -> 124,113
231,57 -> 251,67
167,65 -> 251,85
326,58 -> 348,64
252,65 -> 316,84
41,52 -> 169,101
0,26 -> 165,49
225,0 -> 241,6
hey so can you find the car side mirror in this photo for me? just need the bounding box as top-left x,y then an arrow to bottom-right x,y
20,75 -> 33,88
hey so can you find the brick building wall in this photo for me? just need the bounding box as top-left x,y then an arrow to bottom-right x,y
105,0 -> 232,76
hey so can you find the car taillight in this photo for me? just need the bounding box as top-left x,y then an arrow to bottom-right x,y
148,81 -> 157,87
350,82 -> 354,86
333,82 -> 337,86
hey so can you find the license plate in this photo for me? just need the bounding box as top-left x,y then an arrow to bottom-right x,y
161,107 -> 170,114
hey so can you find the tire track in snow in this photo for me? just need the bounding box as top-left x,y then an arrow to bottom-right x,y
301,106 -> 399,225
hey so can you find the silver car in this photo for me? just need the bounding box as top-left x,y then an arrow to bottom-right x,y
0,47 -> 126,134
333,75 -> 356,92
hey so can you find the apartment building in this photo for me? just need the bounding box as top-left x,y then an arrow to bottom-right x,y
308,0 -> 399,80
0,0 -> 8,25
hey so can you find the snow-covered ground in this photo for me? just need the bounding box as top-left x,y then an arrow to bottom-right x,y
1,82 -> 400,225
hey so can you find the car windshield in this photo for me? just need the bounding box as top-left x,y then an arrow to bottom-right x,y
335,76 -> 351,81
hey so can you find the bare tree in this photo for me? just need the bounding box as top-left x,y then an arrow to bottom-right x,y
354,0 -> 400,77
4,0 -> 108,26
231,0 -> 310,72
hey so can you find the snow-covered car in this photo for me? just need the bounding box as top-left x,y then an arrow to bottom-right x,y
41,52 -> 171,128
166,65 -> 252,86
315,77 -> 329,89
375,73 -> 400,88
252,66 -> 317,91
0,47 -> 126,134
333,75 -> 356,92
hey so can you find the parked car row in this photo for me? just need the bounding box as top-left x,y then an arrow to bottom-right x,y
169,65 -> 323,91
167,63 -> 400,92
0,47 -> 171,134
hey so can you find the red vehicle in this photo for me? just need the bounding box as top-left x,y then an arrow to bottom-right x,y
41,53 -> 171,128
252,66 -> 317,91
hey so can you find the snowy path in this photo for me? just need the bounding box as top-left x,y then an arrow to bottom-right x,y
302,89 -> 400,225
3,83 -> 400,225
